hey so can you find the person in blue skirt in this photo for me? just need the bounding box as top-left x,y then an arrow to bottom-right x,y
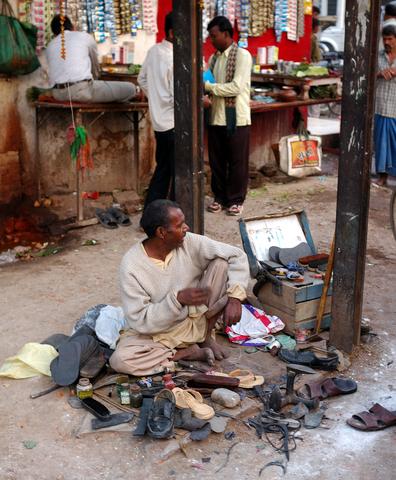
374,23 -> 396,186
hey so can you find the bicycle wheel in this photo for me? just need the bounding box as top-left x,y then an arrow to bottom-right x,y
390,189 -> 396,241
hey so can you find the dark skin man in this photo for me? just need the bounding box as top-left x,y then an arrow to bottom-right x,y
143,206 -> 242,363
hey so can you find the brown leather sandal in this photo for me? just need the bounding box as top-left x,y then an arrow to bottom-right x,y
347,403 -> 396,431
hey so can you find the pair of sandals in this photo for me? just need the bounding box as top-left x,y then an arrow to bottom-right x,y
207,201 -> 243,216
95,207 -> 131,229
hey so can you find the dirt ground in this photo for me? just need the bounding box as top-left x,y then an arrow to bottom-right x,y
1,156 -> 396,480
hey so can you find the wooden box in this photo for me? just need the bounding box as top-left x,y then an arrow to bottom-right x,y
239,211 -> 331,335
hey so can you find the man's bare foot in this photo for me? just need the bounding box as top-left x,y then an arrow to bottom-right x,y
199,338 -> 229,360
172,344 -> 215,366
373,174 -> 388,187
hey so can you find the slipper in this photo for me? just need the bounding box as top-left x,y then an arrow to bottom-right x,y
278,348 -> 338,371
278,242 -> 313,267
226,204 -> 243,216
269,246 -> 281,263
172,387 -> 215,420
304,410 -> 324,429
207,201 -> 223,213
303,377 -> 357,400
261,411 -> 301,430
106,207 -> 131,227
95,208 -> 118,229
147,389 -> 176,439
347,403 -> 396,431
228,369 -> 264,389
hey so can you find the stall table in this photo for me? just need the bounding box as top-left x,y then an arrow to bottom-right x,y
251,73 -> 342,100
35,100 -> 148,224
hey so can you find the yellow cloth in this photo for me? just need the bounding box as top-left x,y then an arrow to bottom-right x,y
205,44 -> 252,126
0,343 -> 58,379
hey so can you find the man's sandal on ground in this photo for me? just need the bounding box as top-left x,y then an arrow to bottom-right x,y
226,204 -> 243,216
346,403 -> 396,431
207,201 -> 223,213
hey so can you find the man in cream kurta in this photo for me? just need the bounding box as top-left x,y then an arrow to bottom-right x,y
109,200 -> 250,376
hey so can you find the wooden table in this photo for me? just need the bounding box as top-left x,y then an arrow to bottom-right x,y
35,101 -> 148,224
251,73 -> 342,100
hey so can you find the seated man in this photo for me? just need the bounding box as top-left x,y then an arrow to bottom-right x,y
46,15 -> 138,103
110,199 -> 250,376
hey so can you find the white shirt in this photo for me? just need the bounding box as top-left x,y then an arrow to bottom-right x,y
46,31 -> 97,86
138,40 -> 174,132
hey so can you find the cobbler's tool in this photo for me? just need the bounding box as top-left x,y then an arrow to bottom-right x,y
270,363 -> 320,410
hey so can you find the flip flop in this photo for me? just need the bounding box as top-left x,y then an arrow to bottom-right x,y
347,403 -> 396,431
228,369 -> 265,389
304,410 -> 324,429
172,387 -> 215,420
95,208 -> 118,229
106,207 -> 131,227
303,377 -> 357,400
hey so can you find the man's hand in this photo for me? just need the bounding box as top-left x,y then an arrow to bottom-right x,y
223,297 -> 242,327
379,68 -> 396,80
203,95 -> 212,109
177,288 -> 210,306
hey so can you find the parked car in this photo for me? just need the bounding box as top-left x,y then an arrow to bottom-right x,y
319,25 -> 345,54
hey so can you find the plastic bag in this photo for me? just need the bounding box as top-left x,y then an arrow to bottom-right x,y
0,0 -> 40,75
279,134 -> 322,177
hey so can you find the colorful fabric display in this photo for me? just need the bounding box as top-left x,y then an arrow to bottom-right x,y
287,0 -> 297,41
142,0 -> 157,35
274,0 -> 288,42
226,304 -> 285,346
297,0 -> 305,39
238,0 -> 250,48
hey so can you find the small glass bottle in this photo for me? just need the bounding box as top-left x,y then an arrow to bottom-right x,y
76,378 -> 93,399
162,374 -> 176,390
129,383 -> 143,408
119,383 -> 131,405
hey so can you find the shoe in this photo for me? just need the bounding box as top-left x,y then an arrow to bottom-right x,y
226,204 -> 243,216
146,389 -> 176,439
95,208 -> 118,229
207,201 -> 223,213
106,207 -> 131,227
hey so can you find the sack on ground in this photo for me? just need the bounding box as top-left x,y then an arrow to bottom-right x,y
279,134 -> 322,177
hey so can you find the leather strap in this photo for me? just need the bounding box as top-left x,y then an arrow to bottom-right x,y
133,397 -> 153,436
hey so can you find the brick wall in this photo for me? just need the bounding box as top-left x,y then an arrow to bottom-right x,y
0,151 -> 22,204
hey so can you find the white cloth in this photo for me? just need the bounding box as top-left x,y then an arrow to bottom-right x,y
137,39 -> 174,131
226,304 -> 285,346
46,30 -> 97,87
95,305 -> 126,350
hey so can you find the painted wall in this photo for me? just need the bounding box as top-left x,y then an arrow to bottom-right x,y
0,0 -> 158,207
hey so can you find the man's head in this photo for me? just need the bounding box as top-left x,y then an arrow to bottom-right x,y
165,11 -> 174,42
385,2 -> 396,21
382,23 -> 396,53
140,199 -> 189,248
312,18 -> 320,34
207,16 -> 233,52
312,6 -> 320,19
51,14 -> 73,36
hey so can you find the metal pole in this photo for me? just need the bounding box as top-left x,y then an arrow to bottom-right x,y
329,1 -> 381,353
173,0 -> 204,233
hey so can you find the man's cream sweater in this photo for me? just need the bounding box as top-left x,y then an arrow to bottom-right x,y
119,232 -> 250,335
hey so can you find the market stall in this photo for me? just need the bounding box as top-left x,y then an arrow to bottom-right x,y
19,0 -> 340,216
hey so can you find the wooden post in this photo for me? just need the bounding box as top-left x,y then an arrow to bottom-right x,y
329,1 -> 381,352
173,0 -> 204,233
